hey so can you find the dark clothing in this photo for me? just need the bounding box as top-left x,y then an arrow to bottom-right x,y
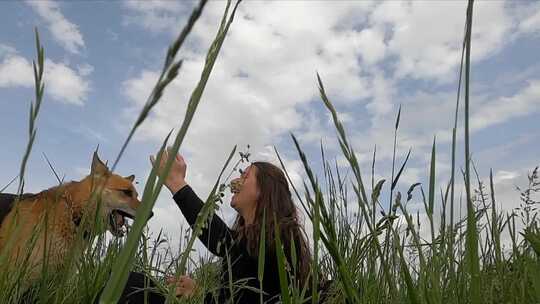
0,193 -> 36,227
119,272 -> 165,304
0,193 -> 16,227
118,185 -> 303,303
173,185 -> 282,304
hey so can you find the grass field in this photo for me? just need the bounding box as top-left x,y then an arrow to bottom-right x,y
1,0 -> 539,303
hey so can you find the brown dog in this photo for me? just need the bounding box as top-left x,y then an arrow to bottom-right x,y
0,152 -> 143,280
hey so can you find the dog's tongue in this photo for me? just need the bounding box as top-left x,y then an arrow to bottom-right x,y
115,212 -> 125,227
109,211 -> 127,237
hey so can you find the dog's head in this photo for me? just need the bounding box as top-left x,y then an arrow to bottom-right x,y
77,152 -> 148,237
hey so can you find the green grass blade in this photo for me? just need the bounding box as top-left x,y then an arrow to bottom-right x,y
391,148 -> 412,191
100,2 -> 241,302
17,28 -> 45,197
258,209 -> 266,304
463,1 -> 480,303
99,134 -> 170,304
489,169 -> 502,266
273,214 -> 291,304
428,137 -> 436,218
392,229 -> 421,304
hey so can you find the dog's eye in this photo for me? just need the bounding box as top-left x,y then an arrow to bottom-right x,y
121,189 -> 133,197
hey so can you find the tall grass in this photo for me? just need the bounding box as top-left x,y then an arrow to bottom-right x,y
1,0 -> 539,303
2,0 -> 242,303
0,28 -> 46,303
101,0 -> 241,302
280,1 -> 538,303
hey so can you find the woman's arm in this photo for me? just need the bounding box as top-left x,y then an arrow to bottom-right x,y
150,148 -> 233,257
173,184 -> 233,257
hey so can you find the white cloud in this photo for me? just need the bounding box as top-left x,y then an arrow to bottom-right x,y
72,125 -> 108,143
118,0 -> 540,251
470,79 -> 540,131
518,3 -> 540,34
77,63 -> 94,77
120,1 -> 383,142
494,170 -> 519,183
371,1 -> 514,82
366,71 -> 396,118
27,0 -> 85,54
520,12 -> 540,34
343,74 -> 540,168
480,167 -> 539,233
0,44 -> 17,57
73,167 -> 90,179
0,52 -> 33,88
0,47 -> 91,105
354,27 -> 387,65
119,2 -> 381,196
122,0 -> 187,33
294,108 -> 333,147
123,0 -> 184,12
45,59 -> 90,105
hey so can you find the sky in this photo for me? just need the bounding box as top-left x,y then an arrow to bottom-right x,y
1,0 -> 539,257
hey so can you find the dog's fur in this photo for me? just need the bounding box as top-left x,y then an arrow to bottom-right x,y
0,152 -> 141,280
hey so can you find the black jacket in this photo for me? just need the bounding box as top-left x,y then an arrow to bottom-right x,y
173,185 -> 284,304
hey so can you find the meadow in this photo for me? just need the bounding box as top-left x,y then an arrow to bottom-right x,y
0,0 -> 539,303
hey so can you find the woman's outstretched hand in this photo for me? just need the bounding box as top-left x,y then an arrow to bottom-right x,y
167,275 -> 197,298
150,147 -> 188,195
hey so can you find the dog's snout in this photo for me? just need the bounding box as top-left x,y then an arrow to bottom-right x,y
148,211 -> 154,220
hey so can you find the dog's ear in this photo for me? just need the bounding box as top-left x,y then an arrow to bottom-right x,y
125,174 -> 135,182
91,151 -> 109,176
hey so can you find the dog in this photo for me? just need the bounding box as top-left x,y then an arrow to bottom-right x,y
0,152 -> 145,281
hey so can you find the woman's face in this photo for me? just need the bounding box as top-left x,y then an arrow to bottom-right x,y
230,165 -> 260,215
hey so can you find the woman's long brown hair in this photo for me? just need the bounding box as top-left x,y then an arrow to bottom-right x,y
231,161 -> 311,287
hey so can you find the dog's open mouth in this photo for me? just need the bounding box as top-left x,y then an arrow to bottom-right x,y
109,210 -> 134,237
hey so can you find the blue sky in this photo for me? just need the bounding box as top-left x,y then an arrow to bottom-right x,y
1,1 -> 539,252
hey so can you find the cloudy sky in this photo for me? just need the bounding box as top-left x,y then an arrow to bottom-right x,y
1,1 -> 539,255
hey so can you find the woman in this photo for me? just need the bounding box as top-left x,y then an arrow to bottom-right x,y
151,149 -> 312,303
